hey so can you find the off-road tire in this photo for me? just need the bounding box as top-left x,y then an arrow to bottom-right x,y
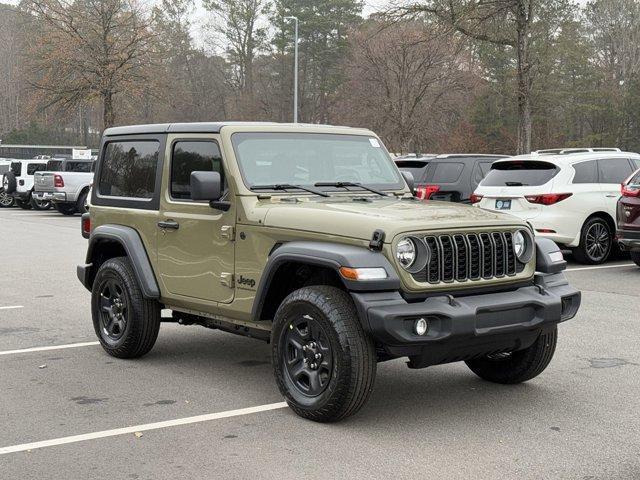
465,327 -> 558,384
631,251 -> 640,268
16,196 -> 32,210
54,203 -> 77,216
76,189 -> 89,213
271,286 -> 376,423
91,257 -> 161,359
2,172 -> 16,195
572,216 -> 612,265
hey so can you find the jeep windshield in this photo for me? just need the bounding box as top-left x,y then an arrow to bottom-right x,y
232,132 -> 404,192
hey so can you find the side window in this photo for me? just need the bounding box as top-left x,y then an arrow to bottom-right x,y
630,158 -> 640,170
170,141 -> 223,200
473,162 -> 492,187
98,141 -> 160,199
430,162 -> 464,184
67,162 -> 93,173
572,160 -> 598,184
597,158 -> 633,184
27,163 -> 47,175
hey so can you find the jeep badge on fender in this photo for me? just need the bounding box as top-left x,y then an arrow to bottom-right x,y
77,122 -> 581,422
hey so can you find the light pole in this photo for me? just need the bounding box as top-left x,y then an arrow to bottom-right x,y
284,16 -> 299,124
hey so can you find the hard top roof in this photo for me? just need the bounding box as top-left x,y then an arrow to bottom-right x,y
103,122 -> 363,137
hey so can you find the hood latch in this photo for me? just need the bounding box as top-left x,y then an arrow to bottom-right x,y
369,229 -> 385,251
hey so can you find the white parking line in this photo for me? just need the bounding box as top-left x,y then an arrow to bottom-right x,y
0,341 -> 100,356
566,263 -> 634,272
0,306 -> 24,311
0,402 -> 288,455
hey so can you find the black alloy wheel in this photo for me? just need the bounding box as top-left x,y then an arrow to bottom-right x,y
98,279 -> 129,343
281,313 -> 334,397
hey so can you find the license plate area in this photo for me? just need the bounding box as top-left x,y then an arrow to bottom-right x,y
495,199 -> 512,210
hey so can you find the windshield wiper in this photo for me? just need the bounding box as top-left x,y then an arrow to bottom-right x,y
314,182 -> 388,196
250,184 -> 330,198
505,181 -> 528,186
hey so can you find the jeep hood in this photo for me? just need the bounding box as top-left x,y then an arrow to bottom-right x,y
249,197 -> 526,241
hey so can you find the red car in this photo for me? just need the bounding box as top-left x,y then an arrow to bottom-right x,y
617,168 -> 640,267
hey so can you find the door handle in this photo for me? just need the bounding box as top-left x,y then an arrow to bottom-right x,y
158,220 -> 179,230
606,194 -> 618,198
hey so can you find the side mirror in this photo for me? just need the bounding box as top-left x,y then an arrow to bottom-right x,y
401,170 -> 415,195
191,171 -> 230,211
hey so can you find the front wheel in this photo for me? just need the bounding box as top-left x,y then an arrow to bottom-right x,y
465,328 -> 557,384
16,196 -> 32,210
271,286 -> 376,423
91,257 -> 161,358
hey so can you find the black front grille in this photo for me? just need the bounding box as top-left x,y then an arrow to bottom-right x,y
413,231 -> 521,284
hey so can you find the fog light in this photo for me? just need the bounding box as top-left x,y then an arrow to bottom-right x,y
414,318 -> 429,336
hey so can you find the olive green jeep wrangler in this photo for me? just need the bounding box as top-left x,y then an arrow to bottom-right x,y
78,122 -> 581,422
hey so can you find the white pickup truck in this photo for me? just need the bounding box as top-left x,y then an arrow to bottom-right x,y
33,159 -> 94,215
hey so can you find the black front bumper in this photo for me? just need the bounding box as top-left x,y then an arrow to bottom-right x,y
351,272 -> 580,368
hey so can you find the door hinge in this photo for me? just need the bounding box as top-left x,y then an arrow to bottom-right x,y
220,272 -> 234,288
221,225 -> 235,241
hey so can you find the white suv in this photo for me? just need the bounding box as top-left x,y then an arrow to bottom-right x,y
472,148 -> 640,264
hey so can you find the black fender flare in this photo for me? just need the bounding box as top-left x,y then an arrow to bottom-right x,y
251,241 -> 400,322
82,225 -> 160,299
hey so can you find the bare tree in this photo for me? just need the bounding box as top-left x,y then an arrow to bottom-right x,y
23,0 -> 158,129
337,20 -> 475,153
204,0 -> 268,116
389,0 -> 571,154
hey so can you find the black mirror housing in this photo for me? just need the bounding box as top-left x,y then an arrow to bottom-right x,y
401,170 -> 415,195
191,171 -> 222,202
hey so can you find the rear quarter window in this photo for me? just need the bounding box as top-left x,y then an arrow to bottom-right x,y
427,162 -> 465,184
395,160 -> 429,182
27,163 -> 47,175
572,160 -> 598,184
11,162 -> 21,177
98,141 -> 160,199
481,161 -> 559,187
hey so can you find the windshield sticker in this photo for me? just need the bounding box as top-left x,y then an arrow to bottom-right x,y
369,138 -> 381,148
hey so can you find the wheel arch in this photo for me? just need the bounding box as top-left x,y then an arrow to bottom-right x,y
81,225 -> 160,299
251,241 -> 400,322
584,211 -> 616,234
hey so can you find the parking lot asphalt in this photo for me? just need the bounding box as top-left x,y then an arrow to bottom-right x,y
1,207 -> 639,480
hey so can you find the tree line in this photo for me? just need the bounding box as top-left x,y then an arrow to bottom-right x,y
0,0 -> 639,155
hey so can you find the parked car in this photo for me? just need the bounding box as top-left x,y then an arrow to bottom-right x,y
473,148 -> 640,264
1,159 -> 52,210
0,160 -> 15,208
396,154 -> 507,202
77,122 -> 580,423
33,158 -> 94,215
617,168 -> 640,267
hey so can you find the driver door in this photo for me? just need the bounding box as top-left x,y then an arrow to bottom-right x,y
157,135 -> 235,305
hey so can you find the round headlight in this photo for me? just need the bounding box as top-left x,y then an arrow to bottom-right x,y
396,238 -> 416,269
513,229 -> 533,263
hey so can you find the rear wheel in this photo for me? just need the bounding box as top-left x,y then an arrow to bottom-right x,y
54,203 -> 77,216
271,286 -> 376,422
76,189 -> 89,213
572,217 -> 612,264
16,195 -> 32,210
631,251 -> 640,267
91,257 -> 161,358
30,195 -> 51,210
465,328 -> 557,384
